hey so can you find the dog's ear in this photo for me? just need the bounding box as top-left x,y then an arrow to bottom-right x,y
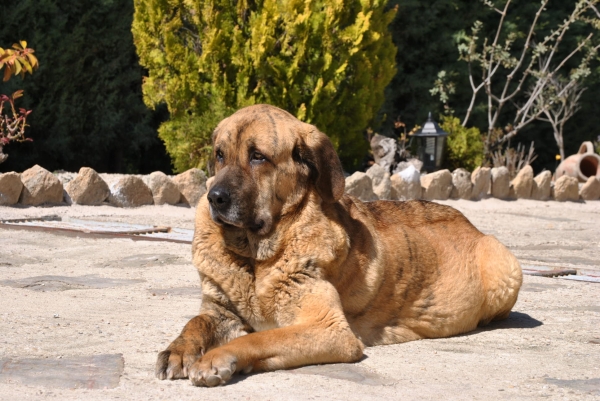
296,126 -> 345,203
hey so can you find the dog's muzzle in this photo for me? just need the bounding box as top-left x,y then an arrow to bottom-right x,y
207,185 -> 238,227
207,185 -> 270,234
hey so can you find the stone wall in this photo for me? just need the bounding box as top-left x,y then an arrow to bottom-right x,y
1,163 -> 599,207
345,165 -> 600,203
0,165 -> 207,207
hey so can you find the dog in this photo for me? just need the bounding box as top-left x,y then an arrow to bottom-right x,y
155,104 -> 522,387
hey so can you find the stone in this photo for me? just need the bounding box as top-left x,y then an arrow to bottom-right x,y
108,176 -> 154,207
345,172 -> 378,201
580,176 -> 600,201
531,170 -> 552,201
370,134 -> 396,173
450,168 -> 472,200
421,169 -> 453,200
146,171 -> 181,205
19,164 -> 64,206
0,274 -> 144,291
173,168 -> 208,206
390,165 -> 421,200
65,167 -> 110,205
0,354 -> 123,389
393,158 -> 423,175
545,378 -> 600,395
511,165 -> 534,199
491,166 -> 510,199
0,172 -> 23,205
471,166 -> 491,200
366,163 -> 391,200
553,175 -> 579,202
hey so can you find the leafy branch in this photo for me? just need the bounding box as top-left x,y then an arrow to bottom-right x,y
0,41 -> 38,163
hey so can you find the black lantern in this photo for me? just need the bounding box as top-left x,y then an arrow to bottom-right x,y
412,112 -> 448,172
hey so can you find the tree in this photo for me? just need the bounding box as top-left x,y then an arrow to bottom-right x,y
132,0 -> 397,171
432,0 -> 600,162
0,0 -> 171,174
531,75 -> 586,161
378,1 -> 489,137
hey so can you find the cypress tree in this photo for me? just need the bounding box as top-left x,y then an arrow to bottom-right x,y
133,0 -> 397,171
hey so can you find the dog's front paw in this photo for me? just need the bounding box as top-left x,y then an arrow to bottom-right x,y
155,337 -> 204,380
188,349 -> 237,387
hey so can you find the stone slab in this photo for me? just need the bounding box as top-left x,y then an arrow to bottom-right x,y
0,354 -> 123,389
0,275 -> 144,291
545,378 -> 600,395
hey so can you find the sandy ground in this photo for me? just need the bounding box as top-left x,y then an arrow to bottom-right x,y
0,198 -> 599,400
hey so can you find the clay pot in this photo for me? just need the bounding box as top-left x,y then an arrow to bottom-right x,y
555,142 -> 600,182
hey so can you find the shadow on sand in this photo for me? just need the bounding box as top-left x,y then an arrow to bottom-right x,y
476,311 -> 543,333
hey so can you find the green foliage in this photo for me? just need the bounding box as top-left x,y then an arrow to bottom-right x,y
132,0 -> 397,171
0,0 -> 171,174
440,115 -> 483,171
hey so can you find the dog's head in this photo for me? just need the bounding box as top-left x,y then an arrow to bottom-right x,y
207,104 -> 345,236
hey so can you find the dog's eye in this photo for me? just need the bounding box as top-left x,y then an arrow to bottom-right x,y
216,149 -> 224,161
251,152 -> 266,162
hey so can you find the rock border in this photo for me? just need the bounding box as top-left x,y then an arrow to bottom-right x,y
345,164 -> 599,203
1,163 -> 599,208
0,165 -> 207,208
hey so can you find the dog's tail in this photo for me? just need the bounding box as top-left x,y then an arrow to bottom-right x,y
475,235 -> 523,326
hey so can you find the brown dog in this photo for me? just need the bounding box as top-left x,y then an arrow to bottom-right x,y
156,104 -> 522,387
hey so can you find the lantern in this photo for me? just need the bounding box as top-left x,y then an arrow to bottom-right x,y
412,112 -> 448,172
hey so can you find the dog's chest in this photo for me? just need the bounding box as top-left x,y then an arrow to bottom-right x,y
200,262 -> 282,330
249,319 -> 279,332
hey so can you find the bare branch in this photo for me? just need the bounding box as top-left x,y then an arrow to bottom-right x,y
585,0 -> 600,19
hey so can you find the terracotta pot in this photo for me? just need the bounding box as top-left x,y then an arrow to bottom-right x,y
555,142 -> 600,182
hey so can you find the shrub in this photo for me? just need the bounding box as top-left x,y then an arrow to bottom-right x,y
440,115 -> 483,171
132,0 -> 397,171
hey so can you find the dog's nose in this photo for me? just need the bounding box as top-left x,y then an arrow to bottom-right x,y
207,186 -> 231,211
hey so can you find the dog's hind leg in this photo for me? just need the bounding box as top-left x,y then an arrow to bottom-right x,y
475,235 -> 523,325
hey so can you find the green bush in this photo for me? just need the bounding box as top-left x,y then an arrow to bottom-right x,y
132,0 -> 397,172
440,115 -> 483,171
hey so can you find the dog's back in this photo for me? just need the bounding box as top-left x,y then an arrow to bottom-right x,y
329,198 -> 522,346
